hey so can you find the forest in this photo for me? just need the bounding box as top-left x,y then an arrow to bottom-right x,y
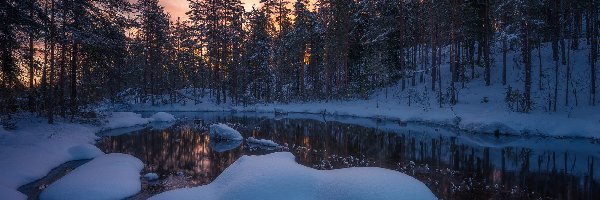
1,0 -> 599,126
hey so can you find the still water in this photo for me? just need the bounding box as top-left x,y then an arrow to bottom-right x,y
97,112 -> 600,200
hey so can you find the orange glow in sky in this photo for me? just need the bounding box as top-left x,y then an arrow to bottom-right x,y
159,0 -> 262,21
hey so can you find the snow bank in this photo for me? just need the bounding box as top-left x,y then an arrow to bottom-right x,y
0,117 -> 101,199
246,137 -> 279,147
144,173 -> 159,181
40,153 -> 144,200
209,123 -> 243,140
150,152 -> 436,200
103,112 -> 150,130
150,112 -> 176,122
0,112 -> 172,199
103,112 -> 176,130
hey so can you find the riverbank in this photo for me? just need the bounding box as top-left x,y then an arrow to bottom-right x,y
0,112 -> 175,199
129,92 -> 600,139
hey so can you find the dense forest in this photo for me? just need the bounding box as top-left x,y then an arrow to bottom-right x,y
0,0 -> 598,126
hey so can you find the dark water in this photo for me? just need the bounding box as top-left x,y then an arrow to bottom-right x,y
18,160 -> 90,200
97,112 -> 600,200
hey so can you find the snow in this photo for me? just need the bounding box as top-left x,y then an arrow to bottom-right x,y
103,112 -> 150,130
0,185 -> 26,200
102,111 -> 176,130
40,153 -> 144,200
150,152 -> 436,200
134,97 -> 600,138
150,112 -> 176,122
246,137 -> 279,147
0,112 -> 172,199
144,173 -> 159,181
209,123 -> 243,140
0,116 -> 101,199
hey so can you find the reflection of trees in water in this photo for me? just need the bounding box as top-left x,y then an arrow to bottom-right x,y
98,126 -> 242,188
252,118 -> 599,200
98,117 -> 599,200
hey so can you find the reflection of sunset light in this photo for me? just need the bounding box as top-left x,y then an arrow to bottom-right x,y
303,137 -> 310,149
303,45 -> 311,65
492,169 -> 502,183
201,158 -> 211,172
193,143 -> 206,155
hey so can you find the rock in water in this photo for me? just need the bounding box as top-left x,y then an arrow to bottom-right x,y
209,123 -> 243,140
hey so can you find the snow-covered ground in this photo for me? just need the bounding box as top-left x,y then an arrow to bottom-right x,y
40,153 -> 144,200
0,116 -> 101,200
150,152 -> 437,200
129,94 -> 600,138
0,111 -> 175,199
129,42 -> 600,139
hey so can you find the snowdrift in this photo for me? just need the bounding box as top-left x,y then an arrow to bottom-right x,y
103,112 -> 176,130
40,153 -> 144,200
150,152 -> 436,200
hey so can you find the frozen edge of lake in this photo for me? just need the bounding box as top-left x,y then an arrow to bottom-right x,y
130,101 -> 600,140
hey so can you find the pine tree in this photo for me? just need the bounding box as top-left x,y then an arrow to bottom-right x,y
317,0 -> 354,99
244,8 -> 272,102
136,0 -> 171,105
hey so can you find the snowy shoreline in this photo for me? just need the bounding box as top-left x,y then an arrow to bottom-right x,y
1,108 -> 597,199
129,105 -> 600,140
0,112 -> 176,200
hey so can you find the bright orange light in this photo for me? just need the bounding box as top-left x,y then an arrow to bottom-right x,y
303,45 -> 311,65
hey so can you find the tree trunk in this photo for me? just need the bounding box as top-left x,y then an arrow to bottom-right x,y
554,60 -> 558,111
566,43 -> 571,106
28,3 -> 35,111
431,25 -> 437,91
70,41 -> 78,117
523,21 -> 532,113
551,0 -> 560,61
483,0 -> 491,86
502,38 -> 507,85
47,0 -> 55,124
590,2 -> 597,106
538,43 -> 543,91
59,42 -> 66,117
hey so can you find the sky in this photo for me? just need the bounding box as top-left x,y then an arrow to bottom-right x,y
159,0 -> 262,21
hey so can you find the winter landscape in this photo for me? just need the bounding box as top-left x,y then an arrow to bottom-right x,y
1,0 -> 599,199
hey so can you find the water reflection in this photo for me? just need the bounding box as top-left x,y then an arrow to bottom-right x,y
97,114 -> 600,200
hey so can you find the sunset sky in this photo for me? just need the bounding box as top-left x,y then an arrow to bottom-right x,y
158,0 -> 262,21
